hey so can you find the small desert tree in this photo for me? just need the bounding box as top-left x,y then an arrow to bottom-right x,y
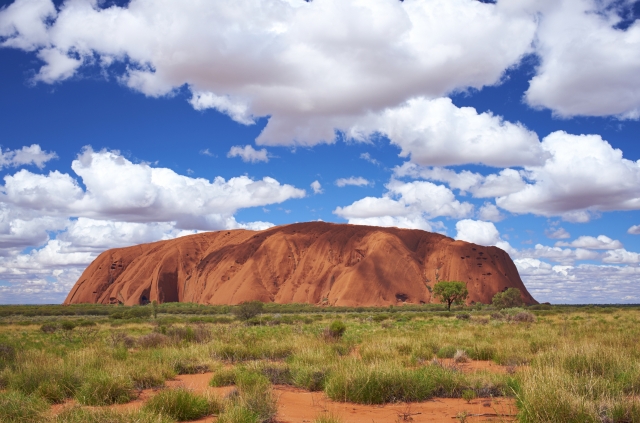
433,281 -> 468,311
233,301 -> 264,320
492,288 -> 524,309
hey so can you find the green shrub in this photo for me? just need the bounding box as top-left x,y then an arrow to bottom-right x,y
233,302 -> 264,321
76,372 -> 133,406
142,388 -> 211,421
492,288 -> 524,310
0,390 -> 49,423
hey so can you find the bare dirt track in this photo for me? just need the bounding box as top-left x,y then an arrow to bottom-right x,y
65,222 -> 535,307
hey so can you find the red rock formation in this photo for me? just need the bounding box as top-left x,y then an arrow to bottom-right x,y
64,222 -> 536,306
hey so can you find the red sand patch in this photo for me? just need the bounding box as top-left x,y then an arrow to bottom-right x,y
274,385 -> 516,423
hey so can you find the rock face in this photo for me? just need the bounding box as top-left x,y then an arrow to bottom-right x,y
64,222 -> 536,306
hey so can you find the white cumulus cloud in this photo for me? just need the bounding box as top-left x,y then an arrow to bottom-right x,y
496,131 -> 640,221
310,180 -> 323,194
525,0 -> 640,118
0,144 -> 57,169
334,179 -> 473,230
0,0 -> 536,146
2,147 -> 304,229
227,145 -> 269,163
348,97 -> 546,167
335,177 -> 371,187
628,225 -> 640,235
556,235 -> 623,250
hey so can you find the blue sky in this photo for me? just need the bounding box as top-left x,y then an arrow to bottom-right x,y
0,0 -> 640,304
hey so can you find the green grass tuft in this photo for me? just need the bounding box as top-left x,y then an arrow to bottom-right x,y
75,371 -> 134,406
142,388 -> 211,421
0,390 -> 49,423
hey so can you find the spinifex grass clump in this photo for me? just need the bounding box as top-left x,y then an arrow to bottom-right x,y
210,366 -> 237,387
217,371 -> 277,423
324,359 -> 456,404
0,390 -> 49,423
75,371 -> 134,406
142,388 -> 212,421
314,412 -> 343,423
53,406 -> 175,423
5,351 -> 82,403
517,342 -> 640,422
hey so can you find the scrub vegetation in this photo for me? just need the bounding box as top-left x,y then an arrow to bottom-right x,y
0,302 -> 637,422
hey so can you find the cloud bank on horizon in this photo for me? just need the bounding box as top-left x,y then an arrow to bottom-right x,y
0,0 -> 640,304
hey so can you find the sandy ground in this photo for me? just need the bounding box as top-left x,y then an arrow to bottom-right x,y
50,362 -> 518,423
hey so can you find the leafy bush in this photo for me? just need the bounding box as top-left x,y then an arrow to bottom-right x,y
492,288 -> 524,310
142,388 -> 211,421
233,302 -> 264,321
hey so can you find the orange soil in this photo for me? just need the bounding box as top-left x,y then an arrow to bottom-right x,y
50,364 -> 517,423
65,221 -> 536,307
